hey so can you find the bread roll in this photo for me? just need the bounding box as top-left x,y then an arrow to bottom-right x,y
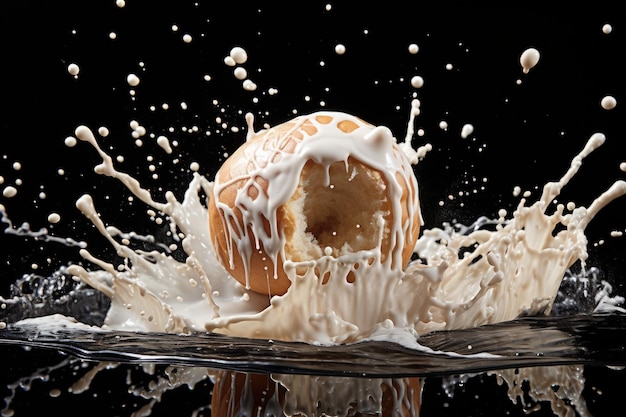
209,111 -> 421,296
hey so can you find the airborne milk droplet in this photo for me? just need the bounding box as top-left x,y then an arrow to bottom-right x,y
410,76 -> 424,88
47,213 -> 61,224
461,123 -> 474,139
233,67 -> 247,80
601,95 -> 617,110
156,136 -> 173,154
243,79 -> 257,91
229,46 -> 248,64
2,186 -> 17,198
520,47 -> 540,74
127,74 -> 140,87
334,44 -> 346,55
67,63 -> 80,77
64,136 -> 77,147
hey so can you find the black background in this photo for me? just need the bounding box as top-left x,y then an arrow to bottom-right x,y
1,1 -> 626,416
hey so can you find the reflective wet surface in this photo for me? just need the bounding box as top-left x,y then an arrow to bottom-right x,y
1,313 -> 625,416
1,314 -> 625,376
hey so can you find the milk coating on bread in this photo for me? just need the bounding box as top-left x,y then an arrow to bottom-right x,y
210,111 -> 422,294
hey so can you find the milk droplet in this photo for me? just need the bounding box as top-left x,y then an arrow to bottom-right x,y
64,136 -> 77,147
127,73 -> 140,87
410,75 -> 424,88
67,63 -> 80,77
602,23 -> 613,34
408,43 -> 419,54
48,212 -> 61,224
229,46 -> 248,64
183,34 -> 193,43
439,120 -> 448,131
74,125 -> 95,143
461,123 -> 474,139
619,162 -> 626,172
243,79 -> 257,91
334,44 -> 346,55
520,48 -> 540,74
156,136 -> 173,154
233,67 -> 247,80
98,126 -> 110,137
601,95 -> 617,110
3,186 -> 17,198
116,0 -> 125,8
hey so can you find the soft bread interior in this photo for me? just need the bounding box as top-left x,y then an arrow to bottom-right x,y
283,158 -> 390,262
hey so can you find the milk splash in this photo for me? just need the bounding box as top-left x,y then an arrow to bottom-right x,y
1,104 -> 625,416
47,111 -> 624,346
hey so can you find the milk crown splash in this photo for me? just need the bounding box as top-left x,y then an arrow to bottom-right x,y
57,117 -> 626,345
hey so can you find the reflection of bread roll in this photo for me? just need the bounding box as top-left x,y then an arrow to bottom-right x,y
209,111 -> 421,296
211,371 -> 422,417
211,371 -> 285,417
